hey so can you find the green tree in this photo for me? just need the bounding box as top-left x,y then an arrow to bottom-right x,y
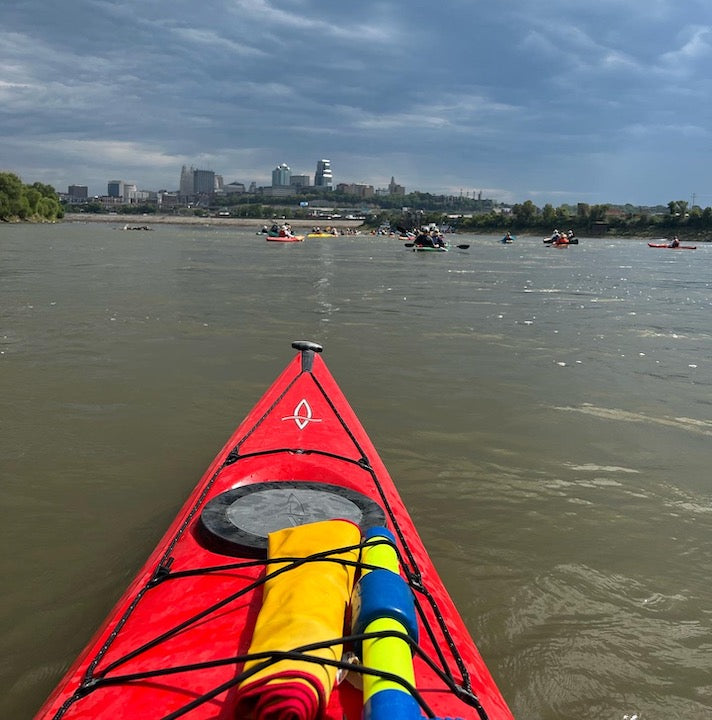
0,172 -> 62,221
541,204 -> 556,226
512,200 -> 538,224
0,172 -> 24,219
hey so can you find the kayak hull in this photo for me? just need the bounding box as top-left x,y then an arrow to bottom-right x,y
648,242 -> 697,249
266,235 -> 304,242
34,342 -> 513,720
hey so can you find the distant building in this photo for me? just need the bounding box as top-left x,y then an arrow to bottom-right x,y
314,159 -> 333,190
290,174 -> 311,188
336,183 -> 374,198
388,176 -> 405,195
106,180 -> 138,202
224,182 -> 246,194
179,165 -> 194,197
159,192 -> 179,207
193,169 -> 215,195
272,163 -> 291,187
68,185 -> 88,201
107,180 -> 124,198
178,166 -> 216,198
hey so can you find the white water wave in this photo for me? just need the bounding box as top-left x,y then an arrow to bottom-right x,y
552,403 -> 712,436
566,463 -> 640,474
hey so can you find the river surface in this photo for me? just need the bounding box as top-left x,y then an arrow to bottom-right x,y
1,222 -> 711,719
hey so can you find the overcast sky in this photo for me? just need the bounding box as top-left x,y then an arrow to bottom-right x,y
3,0 -> 712,206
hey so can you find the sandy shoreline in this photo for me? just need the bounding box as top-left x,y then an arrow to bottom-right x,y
63,213 -> 365,230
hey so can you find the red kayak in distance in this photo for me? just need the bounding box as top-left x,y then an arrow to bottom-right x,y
34,341 -> 514,720
267,234 -> 305,242
648,242 -> 697,250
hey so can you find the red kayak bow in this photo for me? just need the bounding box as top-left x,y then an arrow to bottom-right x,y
35,341 -> 513,720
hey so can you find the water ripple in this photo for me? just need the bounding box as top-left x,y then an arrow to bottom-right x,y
552,403 -> 712,436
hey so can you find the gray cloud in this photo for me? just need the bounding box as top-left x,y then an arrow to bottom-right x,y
2,0 -> 712,204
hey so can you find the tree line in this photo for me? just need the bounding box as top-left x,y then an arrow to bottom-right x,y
0,172 -> 64,222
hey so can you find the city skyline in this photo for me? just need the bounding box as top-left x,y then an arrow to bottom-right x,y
66,158 -> 412,203
3,2 -> 712,207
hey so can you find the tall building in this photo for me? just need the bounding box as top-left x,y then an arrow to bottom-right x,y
193,169 -> 215,195
179,165 -> 194,197
272,163 -> 291,187
314,159 -> 333,190
179,166 -> 216,197
388,176 -> 405,195
107,180 -> 124,198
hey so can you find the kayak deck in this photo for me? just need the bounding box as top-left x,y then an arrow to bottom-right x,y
35,341 -> 512,720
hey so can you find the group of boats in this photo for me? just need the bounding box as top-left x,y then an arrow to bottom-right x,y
399,224 -> 471,252
543,230 -> 578,246
259,223 -> 305,242
259,224 -> 700,252
34,341 -> 513,720
260,224 -> 345,242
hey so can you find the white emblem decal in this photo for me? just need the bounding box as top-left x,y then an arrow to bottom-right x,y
282,399 -> 323,430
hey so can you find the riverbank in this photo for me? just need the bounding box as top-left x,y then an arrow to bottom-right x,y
63,213 -> 365,230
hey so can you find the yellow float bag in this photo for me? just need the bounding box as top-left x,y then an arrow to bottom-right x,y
234,518 -> 361,720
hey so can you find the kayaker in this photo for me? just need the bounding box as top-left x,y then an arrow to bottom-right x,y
431,228 -> 446,247
669,236 -> 680,248
415,229 -> 433,247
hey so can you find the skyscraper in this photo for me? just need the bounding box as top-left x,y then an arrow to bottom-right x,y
107,180 -> 124,198
314,159 -> 333,190
193,169 -> 215,195
179,166 -> 216,197
179,165 -> 194,197
272,163 -> 291,187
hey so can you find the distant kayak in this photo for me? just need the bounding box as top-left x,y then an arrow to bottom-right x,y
500,235 -> 515,244
648,243 -> 697,250
544,236 -> 578,245
267,235 -> 305,242
412,244 -> 448,252
648,242 -> 696,250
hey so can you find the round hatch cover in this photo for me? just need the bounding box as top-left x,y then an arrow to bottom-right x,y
198,481 -> 386,556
